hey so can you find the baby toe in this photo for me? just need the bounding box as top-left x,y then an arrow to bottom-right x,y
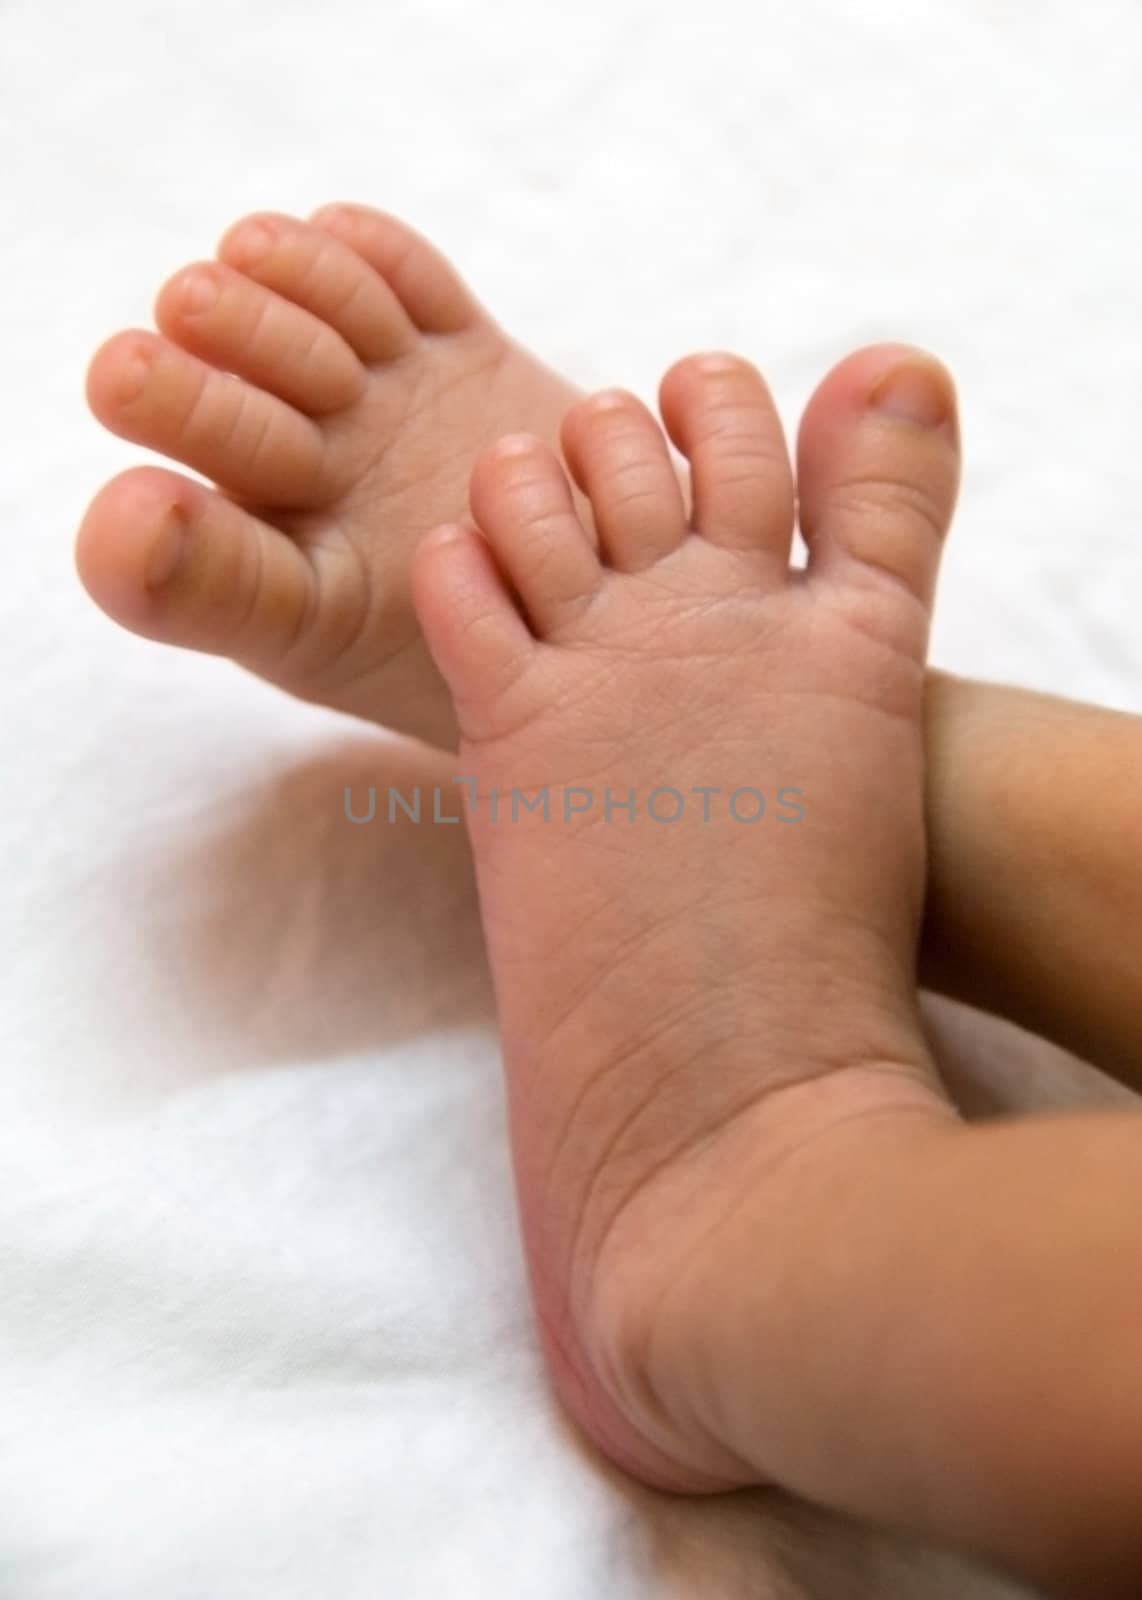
85,330 -> 327,507
797,345 -> 960,612
469,435 -> 603,637
411,522 -> 536,737
217,212 -> 415,365
659,353 -> 794,560
310,203 -> 486,336
560,390 -> 687,572
155,261 -> 366,416
75,465 -> 316,667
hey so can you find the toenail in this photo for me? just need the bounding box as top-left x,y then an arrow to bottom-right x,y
869,361 -> 952,430
420,522 -> 468,551
690,353 -> 742,374
180,268 -> 220,315
117,348 -> 153,405
494,434 -> 542,457
232,220 -> 275,264
144,505 -> 188,590
585,389 -> 632,413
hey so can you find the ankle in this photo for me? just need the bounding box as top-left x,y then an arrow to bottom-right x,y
575,1065 -> 955,1495
660,1095 -> 957,1494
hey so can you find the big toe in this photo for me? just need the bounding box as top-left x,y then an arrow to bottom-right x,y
75,465 -> 317,670
797,345 -> 960,613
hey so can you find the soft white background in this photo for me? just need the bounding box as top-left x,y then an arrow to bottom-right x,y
2,2 -> 1139,1596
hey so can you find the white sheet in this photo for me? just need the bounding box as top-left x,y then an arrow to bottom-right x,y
3,2 -> 1139,1595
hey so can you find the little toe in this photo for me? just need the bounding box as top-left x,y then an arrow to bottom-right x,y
155,261 -> 366,416
310,203 -> 486,336
658,353 -> 794,559
75,465 -> 317,672
411,523 -> 535,730
797,344 -> 960,611
217,212 -> 416,365
86,330 -> 327,508
560,390 -> 687,571
469,435 -> 602,637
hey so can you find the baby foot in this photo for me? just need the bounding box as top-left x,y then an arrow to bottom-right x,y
411,348 -> 961,1493
77,204 -> 579,747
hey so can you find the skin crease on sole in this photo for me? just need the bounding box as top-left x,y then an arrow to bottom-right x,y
77,202 -> 952,759
78,210 -> 1142,1593
412,364 -> 1142,1599
408,347 -> 962,1495
77,202 -> 581,748
76,216 -> 967,1505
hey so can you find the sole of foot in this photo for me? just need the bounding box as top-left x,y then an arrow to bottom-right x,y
410,345 -> 962,1493
77,203 -> 580,747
